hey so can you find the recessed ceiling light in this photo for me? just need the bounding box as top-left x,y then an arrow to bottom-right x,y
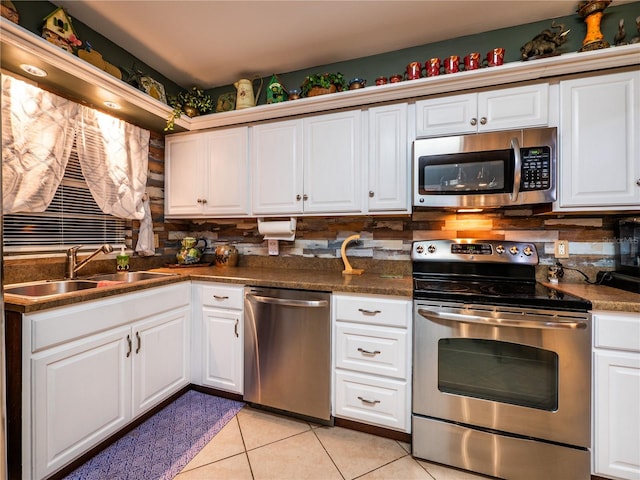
19,64 -> 47,77
103,101 -> 121,110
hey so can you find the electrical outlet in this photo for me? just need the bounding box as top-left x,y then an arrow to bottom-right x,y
268,239 -> 279,256
554,240 -> 569,258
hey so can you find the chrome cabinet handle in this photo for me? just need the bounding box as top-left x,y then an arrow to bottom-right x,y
369,191 -> 374,197
234,318 -> 239,338
357,347 -> 381,356
480,116 -> 487,125
213,295 -> 229,301
470,118 -> 477,126
357,396 -> 381,406
126,334 -> 132,358
358,308 -> 381,315
135,331 -> 141,354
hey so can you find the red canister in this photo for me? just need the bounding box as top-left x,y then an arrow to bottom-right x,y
443,55 -> 460,74
464,52 -> 481,70
425,58 -> 441,77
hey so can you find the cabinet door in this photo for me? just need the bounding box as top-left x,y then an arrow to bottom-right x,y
593,350 -> 640,480
477,83 -> 549,132
32,326 -> 131,480
202,307 -> 243,394
415,93 -> 477,137
203,126 -> 250,216
303,110 -> 363,213
132,306 -> 190,417
165,134 -> 206,216
251,119 -> 304,215
367,104 -> 409,213
557,71 -> 640,210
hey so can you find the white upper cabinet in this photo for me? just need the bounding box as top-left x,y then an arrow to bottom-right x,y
415,83 -> 549,137
251,111 -> 363,216
556,70 -> 640,211
367,104 -> 410,213
165,126 -> 250,217
303,110 -> 363,214
251,119 -> 304,215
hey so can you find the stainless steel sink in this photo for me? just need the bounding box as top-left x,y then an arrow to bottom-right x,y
4,280 -> 100,297
86,271 -> 177,283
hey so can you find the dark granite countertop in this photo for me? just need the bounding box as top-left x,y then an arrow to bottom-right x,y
5,265 -> 639,315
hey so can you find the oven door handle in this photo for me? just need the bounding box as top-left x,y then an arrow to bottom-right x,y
510,136 -> 522,202
417,309 -> 588,330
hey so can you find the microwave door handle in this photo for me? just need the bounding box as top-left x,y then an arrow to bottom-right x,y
417,309 -> 588,330
510,137 -> 522,202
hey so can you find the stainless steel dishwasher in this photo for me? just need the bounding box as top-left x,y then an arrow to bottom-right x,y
244,287 -> 331,423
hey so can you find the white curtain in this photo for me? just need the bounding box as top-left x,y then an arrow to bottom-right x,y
76,106 -> 150,220
1,75 -> 78,213
1,74 -> 155,254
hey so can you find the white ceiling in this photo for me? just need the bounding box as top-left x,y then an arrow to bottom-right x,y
52,1 -> 629,90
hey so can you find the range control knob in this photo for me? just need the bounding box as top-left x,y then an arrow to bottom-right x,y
523,246 -> 533,256
416,245 -> 424,254
495,245 -> 505,254
509,246 -> 519,255
427,244 -> 436,254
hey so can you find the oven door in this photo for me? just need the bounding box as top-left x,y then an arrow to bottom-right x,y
413,300 -> 591,448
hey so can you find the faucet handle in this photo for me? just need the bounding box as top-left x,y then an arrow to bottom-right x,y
67,245 -> 83,254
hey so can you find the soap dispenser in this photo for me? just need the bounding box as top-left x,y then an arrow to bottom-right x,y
116,246 -> 129,271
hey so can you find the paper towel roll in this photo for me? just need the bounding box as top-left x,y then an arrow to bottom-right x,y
258,218 -> 297,241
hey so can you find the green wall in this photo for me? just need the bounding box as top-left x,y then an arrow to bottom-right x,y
12,1 -> 640,107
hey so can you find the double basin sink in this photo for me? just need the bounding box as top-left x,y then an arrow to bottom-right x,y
4,271 -> 177,298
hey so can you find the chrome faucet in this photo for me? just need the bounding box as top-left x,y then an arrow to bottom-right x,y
65,244 -> 114,279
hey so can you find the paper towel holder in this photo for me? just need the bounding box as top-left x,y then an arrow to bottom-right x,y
257,217 -> 297,241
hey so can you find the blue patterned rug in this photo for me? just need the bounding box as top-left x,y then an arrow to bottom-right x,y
64,390 -> 244,480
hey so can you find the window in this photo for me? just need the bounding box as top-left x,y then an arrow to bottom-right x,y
3,132 -> 129,254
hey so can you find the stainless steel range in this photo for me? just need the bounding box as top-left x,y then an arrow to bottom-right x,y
412,239 -> 592,480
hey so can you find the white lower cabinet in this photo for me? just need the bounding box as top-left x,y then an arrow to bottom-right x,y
332,293 -> 412,432
593,311 -> 640,480
25,283 -> 191,480
192,282 -> 244,394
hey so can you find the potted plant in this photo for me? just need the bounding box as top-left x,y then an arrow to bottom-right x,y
165,86 -> 215,131
300,72 -> 347,98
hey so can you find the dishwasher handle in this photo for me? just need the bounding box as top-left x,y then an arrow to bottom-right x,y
246,293 -> 329,308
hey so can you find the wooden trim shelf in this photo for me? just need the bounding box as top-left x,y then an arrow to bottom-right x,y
2,17 -> 639,134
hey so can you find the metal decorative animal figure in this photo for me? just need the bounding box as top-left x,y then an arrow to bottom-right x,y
520,21 -> 570,60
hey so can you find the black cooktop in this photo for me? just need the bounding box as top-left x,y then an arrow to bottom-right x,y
413,276 -> 592,311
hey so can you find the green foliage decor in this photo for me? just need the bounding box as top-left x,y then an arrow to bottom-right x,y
165,86 -> 215,131
300,72 -> 347,97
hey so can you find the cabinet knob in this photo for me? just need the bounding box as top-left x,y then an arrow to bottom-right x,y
202,198 -> 207,204
636,179 -> 640,186
296,194 -> 302,201
480,117 -> 487,125
197,198 -> 203,204
369,191 -> 374,198
303,194 -> 308,201
470,118 -> 477,126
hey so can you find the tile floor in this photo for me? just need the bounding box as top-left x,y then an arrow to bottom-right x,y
175,406 -> 490,480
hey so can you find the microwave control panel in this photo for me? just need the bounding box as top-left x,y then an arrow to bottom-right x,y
520,146 -> 551,191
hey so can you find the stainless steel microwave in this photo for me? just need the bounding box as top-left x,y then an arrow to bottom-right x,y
413,127 -> 556,208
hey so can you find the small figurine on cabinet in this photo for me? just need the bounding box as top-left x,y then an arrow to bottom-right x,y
1,0 -> 19,24
631,16 -> 640,44
613,18 -> 627,45
521,21 -> 570,60
42,7 -> 82,53
266,74 -> 288,104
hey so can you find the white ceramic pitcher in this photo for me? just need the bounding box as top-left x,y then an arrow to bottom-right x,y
234,77 -> 263,110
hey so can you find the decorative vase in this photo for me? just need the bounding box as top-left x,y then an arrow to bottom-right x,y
176,237 -> 205,265
214,244 -> 238,267
183,105 -> 200,118
307,84 -> 337,97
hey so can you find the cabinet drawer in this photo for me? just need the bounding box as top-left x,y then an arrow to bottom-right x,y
334,294 -> 410,328
334,370 -> 409,432
335,322 -> 407,379
594,311 -> 640,352
200,284 -> 244,309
